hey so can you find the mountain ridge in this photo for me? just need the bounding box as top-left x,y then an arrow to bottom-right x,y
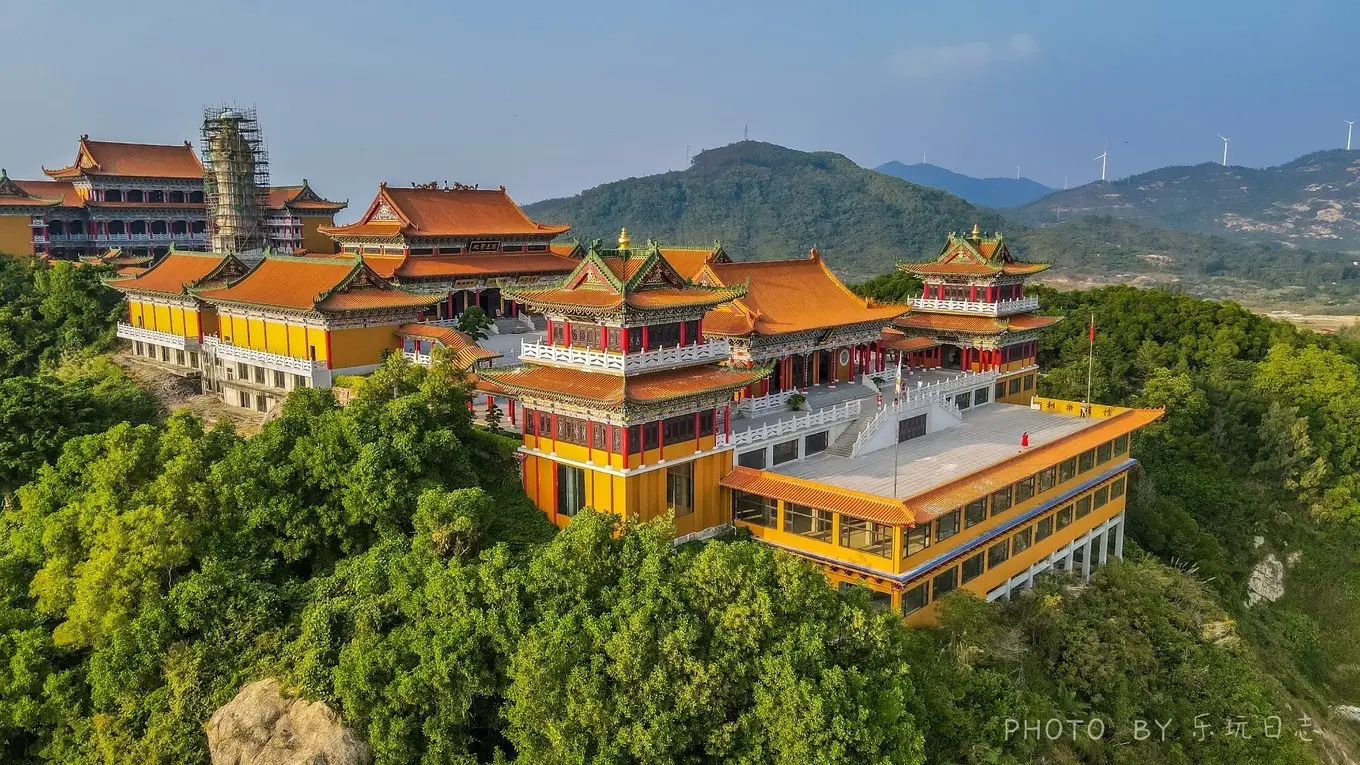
873,160 -> 1053,208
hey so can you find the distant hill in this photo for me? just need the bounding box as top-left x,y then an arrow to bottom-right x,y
526,141 -> 1010,280
874,161 -> 1053,208
525,141 -> 1360,303
1012,150 -> 1360,250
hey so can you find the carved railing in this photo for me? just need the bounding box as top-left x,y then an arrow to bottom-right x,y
850,370 -> 998,457
204,336 -> 327,375
117,323 -> 191,350
519,338 -> 731,374
910,295 -> 1039,316
729,399 -> 862,447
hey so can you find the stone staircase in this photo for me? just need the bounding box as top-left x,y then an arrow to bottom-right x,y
827,413 -> 874,457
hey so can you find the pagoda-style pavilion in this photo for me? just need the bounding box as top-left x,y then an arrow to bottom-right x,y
480,230 -> 767,536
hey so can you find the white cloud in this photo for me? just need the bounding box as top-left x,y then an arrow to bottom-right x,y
889,33 -> 1038,80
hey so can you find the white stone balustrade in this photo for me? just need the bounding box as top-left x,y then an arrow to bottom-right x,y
518,338 -> 731,374
117,323 -> 192,350
204,337 -> 329,384
729,400 -> 862,447
737,388 -> 799,417
910,295 -> 1039,316
850,370 -> 999,457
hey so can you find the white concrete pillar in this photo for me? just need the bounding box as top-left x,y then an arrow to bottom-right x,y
1097,527 -> 1110,565
1113,516 -> 1125,558
1080,538 -> 1092,580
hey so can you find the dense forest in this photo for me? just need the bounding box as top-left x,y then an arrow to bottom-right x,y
1,251 -> 1359,763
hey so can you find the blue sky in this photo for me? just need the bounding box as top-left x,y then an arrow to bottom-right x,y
2,0 -> 1356,219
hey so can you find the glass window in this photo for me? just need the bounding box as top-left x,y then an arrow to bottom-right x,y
1093,486 -> 1110,510
784,503 -> 833,541
666,462 -> 694,516
1079,449 -> 1095,473
839,518 -> 892,558
1114,434 -> 1129,456
933,568 -> 958,599
1076,495 -> 1092,518
1023,375 -> 1034,391
973,385 -> 989,404
901,583 -> 929,615
934,509 -> 960,543
987,540 -> 1010,569
991,486 -> 1012,515
643,421 -> 661,451
1059,457 -> 1077,483
1034,515 -> 1054,542
1015,475 -> 1036,502
556,464 -> 586,518
1008,378 -> 1022,395
961,552 -> 984,584
734,491 -> 777,527
963,499 -> 987,528
995,381 -> 1006,401
737,449 -> 766,469
955,390 -> 971,410
898,413 -> 927,442
772,439 -> 799,465
592,423 -> 609,451
805,431 -> 828,455
1012,526 -> 1033,555
1057,505 -> 1074,529
662,414 -> 697,446
1111,476 -> 1126,498
1038,466 -> 1057,494
1097,441 -> 1113,464
905,525 -> 931,555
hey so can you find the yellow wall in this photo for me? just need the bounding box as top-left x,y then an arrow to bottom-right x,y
301,215 -> 339,254
218,313 -> 330,363
0,216 -> 34,256
127,300 -> 202,339
330,325 -> 400,369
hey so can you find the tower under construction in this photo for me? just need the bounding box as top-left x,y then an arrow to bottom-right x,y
201,106 -> 269,258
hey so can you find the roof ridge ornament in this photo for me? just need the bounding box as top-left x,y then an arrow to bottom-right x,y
617,227 -> 631,251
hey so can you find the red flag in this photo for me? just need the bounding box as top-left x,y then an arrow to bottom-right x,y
1088,316 -> 1096,342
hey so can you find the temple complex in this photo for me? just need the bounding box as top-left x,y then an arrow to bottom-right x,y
319,183 -> 577,320
0,134 -> 343,259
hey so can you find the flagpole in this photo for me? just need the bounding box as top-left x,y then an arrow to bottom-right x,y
1086,313 -> 1095,406
892,354 -> 903,497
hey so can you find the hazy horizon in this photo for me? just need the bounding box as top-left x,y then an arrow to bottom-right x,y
2,0 -> 1356,222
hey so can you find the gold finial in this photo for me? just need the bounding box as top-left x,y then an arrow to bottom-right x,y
970,223 -> 981,239
618,227 -> 631,250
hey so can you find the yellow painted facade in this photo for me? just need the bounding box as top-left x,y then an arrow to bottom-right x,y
0,216 -> 34,256
218,313 -> 330,363
127,299 -> 203,339
300,215 -> 339,254
330,325 -> 402,370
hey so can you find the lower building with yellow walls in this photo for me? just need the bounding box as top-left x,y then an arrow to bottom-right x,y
193,254 -> 438,412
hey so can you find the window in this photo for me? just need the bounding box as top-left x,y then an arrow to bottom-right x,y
991,486 -> 1013,515
805,431 -> 828,455
648,322 -> 681,348
134,341 -> 143,356
538,411 -> 553,438
556,464 -> 586,518
961,553 -> 984,584
963,499 -> 987,528
628,425 -> 644,454
592,423 -> 609,451
570,323 -> 602,349
905,525 -> 931,555
176,350 -> 186,366
973,385 -> 989,404
839,518 -> 892,557
1111,476 -> 1126,499
189,352 -> 198,368
254,366 -> 265,385
1079,449 -> 1094,472
627,326 -> 644,351
1023,375 -> 1034,391
934,509 -> 960,542
738,449 -> 767,469
785,503 -> 833,541
995,381 -> 1006,401
898,413 -> 927,442
274,370 -> 285,388
1060,457 -> 1077,482
1057,505 -> 1074,529
987,540 -> 1010,568
255,394 -> 267,413
1075,495 -> 1092,518
699,410 -> 715,437
901,583 -> 929,615
557,416 -> 589,445
933,568 -> 958,599
666,463 -> 694,516
1097,441 -> 1113,464
1008,378 -> 1022,395
551,321 -> 565,345
1093,486 -> 1110,510
734,491 -> 777,527
643,421 -> 661,451
1114,434 -> 1129,456
955,390 -> 971,410
238,391 -> 249,407
662,414 -> 697,446
1035,515 -> 1054,542
1015,475 -> 1036,502
772,439 -> 799,465
1011,526 -> 1033,555
1038,466 -> 1057,494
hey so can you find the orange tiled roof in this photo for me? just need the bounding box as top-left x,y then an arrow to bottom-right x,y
658,246 -> 727,280
878,331 -> 939,352
899,262 -> 1002,276
1006,314 -> 1063,330
904,408 -> 1164,519
266,181 -> 347,213
893,312 -> 1010,334
13,179 -> 83,207
369,252 -> 580,280
701,250 -> 907,336
396,323 -> 500,369
197,256 -> 436,313
479,363 -> 767,406
116,266 -> 148,277
550,242 -> 584,258
0,172 -> 64,208
900,227 -> 1050,278
721,467 -> 913,526
44,137 -> 204,180
701,307 -> 757,336
107,251 -> 242,296
321,184 -> 569,240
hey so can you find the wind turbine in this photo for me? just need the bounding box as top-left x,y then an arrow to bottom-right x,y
1347,120 -> 1355,151
1095,144 -> 1108,182
1218,134 -> 1231,166
1016,164 -> 1022,180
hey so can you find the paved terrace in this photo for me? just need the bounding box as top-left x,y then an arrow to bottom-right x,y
772,403 -> 1103,500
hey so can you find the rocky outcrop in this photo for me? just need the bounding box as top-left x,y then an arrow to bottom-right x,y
207,679 -> 371,765
1247,553 -> 1287,606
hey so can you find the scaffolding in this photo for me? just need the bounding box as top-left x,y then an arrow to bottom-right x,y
201,106 -> 269,257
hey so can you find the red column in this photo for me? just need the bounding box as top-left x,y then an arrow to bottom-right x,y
641,325 -> 650,351
969,285 -> 977,302
679,321 -> 687,346
724,404 -> 731,440
694,411 -> 701,452
564,321 -> 571,348
621,327 -> 630,353
447,293 -> 454,318
601,325 -> 609,350
508,400 -> 516,424
696,321 -> 703,344
545,318 -> 552,344
550,413 -> 558,444
622,426 -> 630,464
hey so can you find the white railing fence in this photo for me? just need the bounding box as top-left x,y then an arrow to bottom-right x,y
518,338 -> 731,374
117,323 -> 191,350
850,370 -> 998,457
729,399 -> 862,447
910,295 -> 1040,316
